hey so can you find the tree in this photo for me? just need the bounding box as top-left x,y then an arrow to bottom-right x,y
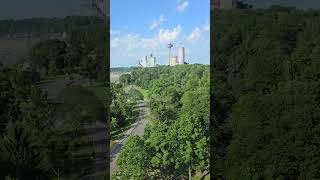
42,128 -> 73,180
119,74 -> 132,86
116,65 -> 210,178
116,136 -> 152,179
0,121 -> 48,180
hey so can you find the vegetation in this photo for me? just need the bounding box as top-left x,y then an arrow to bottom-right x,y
114,65 -> 209,179
26,22 -> 106,81
212,7 -> 320,179
0,16 -> 108,179
0,65 -> 94,179
59,85 -> 105,124
110,83 -> 139,135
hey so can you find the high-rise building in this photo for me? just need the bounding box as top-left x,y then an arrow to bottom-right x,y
167,43 -> 186,66
138,54 -> 156,68
168,43 -> 173,66
178,47 -> 185,65
149,54 -> 156,67
171,56 -> 177,66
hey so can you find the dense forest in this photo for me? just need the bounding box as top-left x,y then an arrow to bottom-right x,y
0,16 -> 108,179
114,65 -> 210,179
212,7 -> 320,179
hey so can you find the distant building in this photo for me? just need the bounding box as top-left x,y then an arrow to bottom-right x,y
171,56 -> 177,66
178,47 -> 185,65
138,54 -> 156,68
167,43 -> 187,66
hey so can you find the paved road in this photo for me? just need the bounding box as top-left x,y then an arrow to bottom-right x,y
38,74 -> 108,179
110,100 -> 150,175
37,74 -> 87,103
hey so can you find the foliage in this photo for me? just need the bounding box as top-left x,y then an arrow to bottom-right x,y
0,15 -> 107,180
116,65 -> 210,178
119,73 -> 132,86
59,85 -> 105,124
212,8 -> 320,179
10,17 -> 108,81
110,83 -> 138,131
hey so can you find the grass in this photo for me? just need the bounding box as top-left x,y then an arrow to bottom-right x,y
111,115 -> 138,140
135,86 -> 149,101
193,171 -> 210,180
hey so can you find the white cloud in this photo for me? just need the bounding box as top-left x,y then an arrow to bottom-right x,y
110,30 -> 117,35
111,25 -> 183,66
157,25 -> 182,42
111,34 -> 140,48
187,22 -> 210,43
110,37 -> 120,48
187,27 -> 202,42
140,25 -> 182,48
111,24 -> 210,67
111,25 -> 182,50
176,0 -> 189,12
149,14 -> 166,30
202,21 -> 210,32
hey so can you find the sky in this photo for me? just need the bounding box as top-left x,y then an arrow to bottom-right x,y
110,0 -> 210,67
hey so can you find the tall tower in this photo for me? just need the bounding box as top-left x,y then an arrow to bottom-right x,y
167,43 -> 173,66
178,47 -> 185,65
171,56 -> 178,66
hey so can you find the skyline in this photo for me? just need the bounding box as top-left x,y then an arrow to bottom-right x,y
110,0 -> 210,67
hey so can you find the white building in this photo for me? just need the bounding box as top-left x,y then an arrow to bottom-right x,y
168,45 -> 186,66
171,56 -> 177,66
138,54 -> 156,68
178,47 -> 185,65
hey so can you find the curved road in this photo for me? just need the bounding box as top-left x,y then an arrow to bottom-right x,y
38,74 -> 108,179
110,100 -> 150,174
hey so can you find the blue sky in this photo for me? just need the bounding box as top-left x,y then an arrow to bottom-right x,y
111,0 -> 210,67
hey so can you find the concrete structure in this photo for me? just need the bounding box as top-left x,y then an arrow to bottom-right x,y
167,43 -> 186,66
167,43 -> 173,66
178,47 -> 185,65
138,54 -> 156,68
171,56 -> 177,66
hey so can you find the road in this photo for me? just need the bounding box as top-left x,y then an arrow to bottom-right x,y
110,100 -> 150,175
38,74 -> 108,179
37,74 -> 88,104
